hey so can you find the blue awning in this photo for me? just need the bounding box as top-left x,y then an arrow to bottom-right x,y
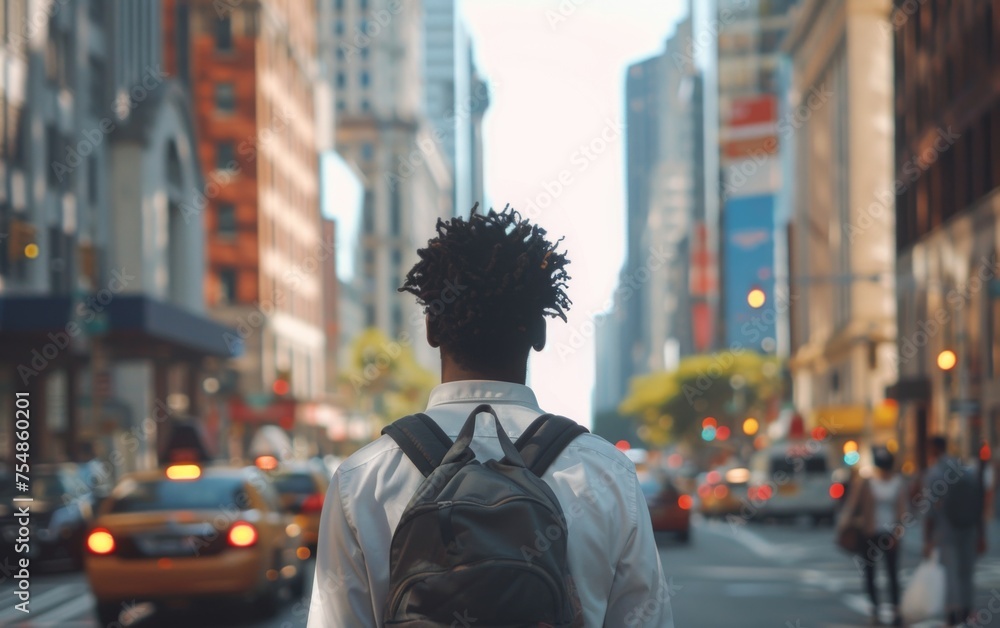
0,295 -> 239,358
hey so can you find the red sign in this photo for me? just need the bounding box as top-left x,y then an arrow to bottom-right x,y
229,397 -> 296,427
727,95 -> 776,127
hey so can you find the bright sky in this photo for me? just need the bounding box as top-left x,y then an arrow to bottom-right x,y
462,0 -> 688,425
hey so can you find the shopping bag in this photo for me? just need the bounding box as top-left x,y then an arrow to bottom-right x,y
900,551 -> 945,623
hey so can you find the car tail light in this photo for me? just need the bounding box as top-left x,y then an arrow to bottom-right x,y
87,528 -> 116,555
829,483 -> 845,499
300,493 -> 325,514
677,495 -> 693,510
757,485 -> 773,500
228,522 -> 258,548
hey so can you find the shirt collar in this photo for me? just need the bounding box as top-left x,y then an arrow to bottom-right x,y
426,380 -> 540,410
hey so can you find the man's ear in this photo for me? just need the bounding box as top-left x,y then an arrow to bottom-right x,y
531,318 -> 546,352
425,314 -> 440,348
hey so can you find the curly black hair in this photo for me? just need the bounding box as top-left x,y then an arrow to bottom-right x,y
398,205 -> 572,371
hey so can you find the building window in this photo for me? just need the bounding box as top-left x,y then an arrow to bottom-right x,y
46,125 -> 64,187
335,0 -> 343,10
88,157 -> 99,204
361,142 -> 374,161
360,71 -> 370,88
361,46 -> 369,59
360,0 -> 368,9
365,304 -> 376,326
217,203 -> 237,237
361,99 -> 371,112
89,57 -> 104,118
219,268 -> 237,304
390,185 -> 401,236
392,304 -> 403,334
335,19 -> 344,36
336,72 -> 346,88
337,99 -> 346,111
215,83 -> 235,114
363,191 -> 375,233
214,17 -> 233,51
216,141 -> 236,171
336,47 -> 345,60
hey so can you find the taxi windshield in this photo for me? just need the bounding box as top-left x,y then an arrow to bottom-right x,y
272,472 -> 317,495
108,477 -> 248,513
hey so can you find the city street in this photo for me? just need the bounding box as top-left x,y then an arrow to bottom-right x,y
5,518 -> 1000,627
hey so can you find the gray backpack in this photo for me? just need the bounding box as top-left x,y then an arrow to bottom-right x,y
381,404 -> 587,627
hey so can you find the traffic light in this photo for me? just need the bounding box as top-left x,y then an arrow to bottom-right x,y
7,219 -> 37,263
272,369 -> 291,396
747,287 -> 766,309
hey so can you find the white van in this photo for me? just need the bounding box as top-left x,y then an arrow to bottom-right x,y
747,441 -> 837,524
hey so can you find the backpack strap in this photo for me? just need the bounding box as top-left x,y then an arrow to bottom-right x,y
514,414 -> 589,477
381,414 -> 454,478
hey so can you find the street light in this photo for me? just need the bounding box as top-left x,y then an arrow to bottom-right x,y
937,349 -> 957,371
747,288 -> 766,309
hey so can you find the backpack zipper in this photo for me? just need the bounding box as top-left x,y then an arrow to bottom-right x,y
396,494 -> 562,531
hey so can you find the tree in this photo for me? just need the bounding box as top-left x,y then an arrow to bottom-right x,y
339,328 -> 438,427
618,351 -> 783,445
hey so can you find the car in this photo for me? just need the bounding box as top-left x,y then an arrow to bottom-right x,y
747,441 -> 838,524
255,456 -> 330,554
0,463 -> 98,569
640,472 -> 692,542
84,462 -> 306,625
697,467 -> 750,520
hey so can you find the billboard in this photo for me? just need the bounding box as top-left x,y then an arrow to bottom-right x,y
723,194 -> 776,351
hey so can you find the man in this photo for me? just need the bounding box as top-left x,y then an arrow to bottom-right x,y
923,435 -> 983,627
308,207 -> 671,627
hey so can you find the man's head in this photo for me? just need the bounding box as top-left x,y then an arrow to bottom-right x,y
928,435 -> 948,462
398,206 -> 571,380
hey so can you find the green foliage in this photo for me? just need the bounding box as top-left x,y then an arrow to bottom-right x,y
339,328 -> 438,426
618,351 -> 783,444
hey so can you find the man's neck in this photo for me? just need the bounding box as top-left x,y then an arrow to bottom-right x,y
440,357 -> 526,385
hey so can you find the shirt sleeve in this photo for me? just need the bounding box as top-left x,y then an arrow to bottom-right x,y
602,471 -> 674,628
307,470 -> 379,628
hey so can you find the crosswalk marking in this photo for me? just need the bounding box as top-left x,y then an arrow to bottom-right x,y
16,590 -> 95,626
0,583 -> 88,624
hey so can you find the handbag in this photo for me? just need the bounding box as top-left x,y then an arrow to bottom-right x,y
836,521 -> 865,553
835,478 -> 867,554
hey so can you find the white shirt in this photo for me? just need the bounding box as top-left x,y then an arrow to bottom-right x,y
869,475 -> 902,532
308,380 -> 673,628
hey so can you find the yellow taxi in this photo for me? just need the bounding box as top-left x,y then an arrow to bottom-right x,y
84,462 -> 305,625
254,456 -> 329,555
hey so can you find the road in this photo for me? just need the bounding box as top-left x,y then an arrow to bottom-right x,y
4,518 -> 1000,626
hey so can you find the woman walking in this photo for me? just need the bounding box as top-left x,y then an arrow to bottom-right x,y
838,447 -> 909,626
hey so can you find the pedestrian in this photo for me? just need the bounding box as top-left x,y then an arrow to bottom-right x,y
837,447 -> 908,626
308,206 -> 671,627
923,435 -> 985,627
